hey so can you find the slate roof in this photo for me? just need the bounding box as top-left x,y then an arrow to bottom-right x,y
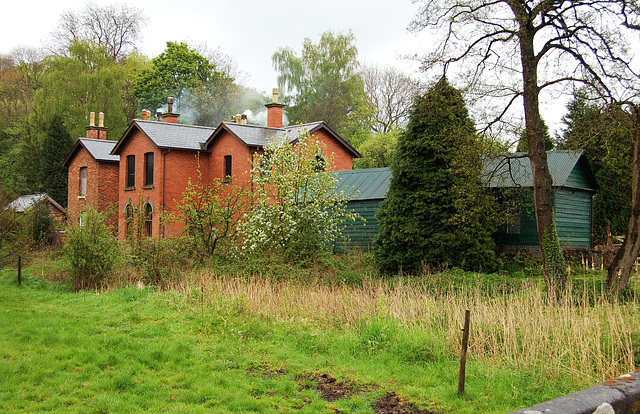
62,138 -> 119,166
215,122 -> 326,147
111,119 -> 360,158
79,139 -> 119,162
112,120 -> 215,154
6,194 -> 65,214
335,168 -> 391,200
483,150 -> 598,190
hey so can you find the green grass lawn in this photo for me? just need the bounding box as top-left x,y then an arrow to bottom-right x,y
0,267 -> 615,413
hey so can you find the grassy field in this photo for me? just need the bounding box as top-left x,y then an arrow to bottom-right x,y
0,258 -> 638,413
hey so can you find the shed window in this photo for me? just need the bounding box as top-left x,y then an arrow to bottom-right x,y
79,167 -> 87,196
224,155 -> 232,182
144,152 -> 154,186
126,155 -> 135,188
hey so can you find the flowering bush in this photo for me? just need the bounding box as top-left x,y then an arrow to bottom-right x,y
239,132 -> 359,262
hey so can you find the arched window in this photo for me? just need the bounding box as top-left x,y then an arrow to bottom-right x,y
79,167 -> 87,196
144,203 -> 153,237
124,203 -> 134,237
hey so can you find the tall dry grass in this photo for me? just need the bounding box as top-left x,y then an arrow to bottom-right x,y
171,271 -> 638,387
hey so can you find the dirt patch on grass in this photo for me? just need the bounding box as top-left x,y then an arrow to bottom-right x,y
299,373 -> 361,402
298,372 -> 441,413
373,391 -> 438,414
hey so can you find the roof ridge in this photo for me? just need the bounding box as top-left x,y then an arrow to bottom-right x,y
79,138 -> 118,143
136,120 -> 217,132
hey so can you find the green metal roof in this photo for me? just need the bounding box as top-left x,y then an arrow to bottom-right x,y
335,168 -> 391,200
483,150 -> 598,191
336,150 -> 597,201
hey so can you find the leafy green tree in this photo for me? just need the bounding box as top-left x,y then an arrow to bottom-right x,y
559,91 -> 633,245
240,133 -> 359,262
353,129 -> 399,169
35,41 -> 139,139
0,186 -> 24,265
41,116 -> 72,207
374,78 -> 498,274
272,31 -> 373,143
25,201 -> 55,248
132,42 -> 226,113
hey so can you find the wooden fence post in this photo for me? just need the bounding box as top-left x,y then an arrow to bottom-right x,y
458,309 -> 471,397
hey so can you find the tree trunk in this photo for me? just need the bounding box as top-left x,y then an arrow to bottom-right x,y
607,104 -> 640,295
518,17 -> 567,302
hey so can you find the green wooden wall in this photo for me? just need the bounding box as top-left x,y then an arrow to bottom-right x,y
337,188 -> 593,253
335,199 -> 382,253
494,188 -> 593,249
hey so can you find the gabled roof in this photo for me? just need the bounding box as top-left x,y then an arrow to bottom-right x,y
335,168 -> 391,200
62,138 -> 119,167
6,193 -> 66,215
207,121 -> 361,158
110,119 -> 361,158
111,120 -> 216,154
483,150 -> 598,191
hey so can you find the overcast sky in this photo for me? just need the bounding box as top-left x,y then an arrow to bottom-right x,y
3,0 -> 429,93
4,0 -> 571,135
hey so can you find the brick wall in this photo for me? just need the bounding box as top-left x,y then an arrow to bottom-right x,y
117,130 -> 163,240
162,148 -> 211,238
207,130 -> 255,185
66,147 -> 118,230
116,128 -> 213,239
309,129 -> 354,171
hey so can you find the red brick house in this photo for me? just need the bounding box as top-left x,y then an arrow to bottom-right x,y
66,90 -> 361,239
62,112 -> 119,229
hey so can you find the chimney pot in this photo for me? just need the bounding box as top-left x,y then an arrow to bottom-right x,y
156,110 -> 163,121
272,88 -> 279,104
167,97 -> 174,114
98,112 -> 104,128
89,112 -> 95,127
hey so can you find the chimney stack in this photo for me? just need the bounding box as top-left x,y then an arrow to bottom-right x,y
86,111 -> 108,140
265,87 -> 285,128
162,96 -> 179,123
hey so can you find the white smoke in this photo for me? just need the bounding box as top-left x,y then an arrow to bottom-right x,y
243,109 -> 289,127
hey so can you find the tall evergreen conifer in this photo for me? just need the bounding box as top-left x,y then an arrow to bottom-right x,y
374,78 -> 498,273
41,116 -> 72,207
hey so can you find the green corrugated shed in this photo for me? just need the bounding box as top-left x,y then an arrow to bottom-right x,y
335,151 -> 598,253
485,150 -> 598,250
334,168 -> 391,252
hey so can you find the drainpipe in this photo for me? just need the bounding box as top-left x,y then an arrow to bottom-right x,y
162,148 -> 171,238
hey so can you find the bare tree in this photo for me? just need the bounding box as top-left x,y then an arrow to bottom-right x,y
361,65 -> 423,133
51,3 -> 148,61
411,0 -> 640,300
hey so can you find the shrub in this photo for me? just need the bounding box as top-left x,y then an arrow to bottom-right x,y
239,132 -> 359,262
63,207 -> 120,290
